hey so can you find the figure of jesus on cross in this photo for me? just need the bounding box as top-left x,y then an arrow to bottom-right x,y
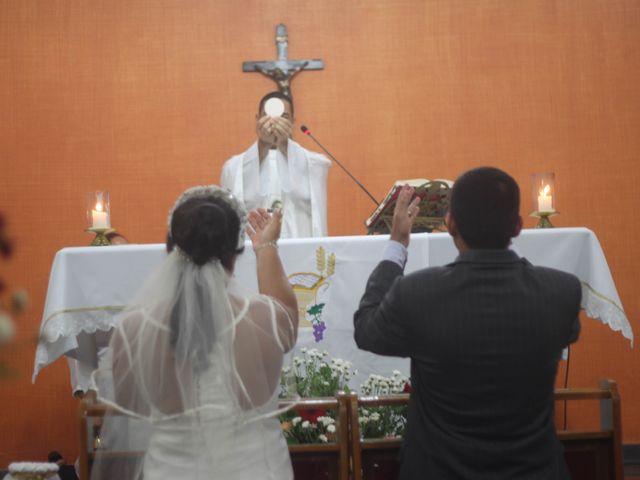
243,24 -> 324,98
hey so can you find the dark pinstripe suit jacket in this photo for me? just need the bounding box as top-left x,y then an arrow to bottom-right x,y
354,249 -> 581,480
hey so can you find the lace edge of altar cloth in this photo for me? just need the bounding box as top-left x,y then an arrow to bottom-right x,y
581,281 -> 634,346
32,307 -> 123,383
31,281 -> 634,383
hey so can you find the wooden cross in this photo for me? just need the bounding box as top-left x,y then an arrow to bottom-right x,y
243,24 -> 324,99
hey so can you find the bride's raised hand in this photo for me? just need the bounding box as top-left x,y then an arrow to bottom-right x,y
246,208 -> 282,252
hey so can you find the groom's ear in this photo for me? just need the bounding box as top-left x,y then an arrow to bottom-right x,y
512,215 -> 523,238
445,212 -> 457,238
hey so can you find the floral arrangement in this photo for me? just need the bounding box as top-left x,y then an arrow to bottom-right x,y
281,414 -> 337,445
282,348 -> 355,398
280,348 -> 355,444
358,371 -> 410,440
280,350 -> 412,443
0,213 -> 27,378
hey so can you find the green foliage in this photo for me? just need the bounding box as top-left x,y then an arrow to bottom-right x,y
358,405 -> 407,439
280,348 -> 354,398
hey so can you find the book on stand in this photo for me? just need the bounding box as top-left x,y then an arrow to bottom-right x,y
365,178 -> 453,234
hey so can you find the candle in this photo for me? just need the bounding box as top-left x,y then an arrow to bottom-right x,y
537,184 -> 553,212
91,202 -> 109,229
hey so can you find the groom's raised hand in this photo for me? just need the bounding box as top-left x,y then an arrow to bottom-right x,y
391,185 -> 421,248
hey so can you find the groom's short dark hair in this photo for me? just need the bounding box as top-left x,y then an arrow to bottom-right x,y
450,167 -> 520,249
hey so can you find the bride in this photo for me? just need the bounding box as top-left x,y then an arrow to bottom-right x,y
91,185 -> 299,480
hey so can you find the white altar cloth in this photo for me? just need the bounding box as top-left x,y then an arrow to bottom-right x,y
33,228 -> 633,389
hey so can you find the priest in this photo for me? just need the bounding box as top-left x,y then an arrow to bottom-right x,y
220,92 -> 331,238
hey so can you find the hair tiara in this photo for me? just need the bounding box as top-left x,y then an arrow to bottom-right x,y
168,185 -> 247,249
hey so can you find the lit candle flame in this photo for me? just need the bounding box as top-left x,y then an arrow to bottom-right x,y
540,184 -> 550,196
95,201 -> 104,212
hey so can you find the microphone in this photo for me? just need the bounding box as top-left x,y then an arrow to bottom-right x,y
300,125 -> 379,206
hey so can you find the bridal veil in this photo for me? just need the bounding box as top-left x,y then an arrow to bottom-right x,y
89,186 -> 298,480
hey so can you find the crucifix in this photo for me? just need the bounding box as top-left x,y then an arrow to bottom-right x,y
243,24 -> 324,99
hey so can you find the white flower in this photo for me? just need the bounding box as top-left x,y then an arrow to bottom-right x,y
317,416 -> 335,426
301,421 -> 310,429
291,417 -> 302,426
327,424 -> 336,433
370,412 -> 380,421
359,417 -> 369,424
318,434 -> 328,443
0,312 -> 16,344
301,347 -> 308,354
393,370 -> 402,376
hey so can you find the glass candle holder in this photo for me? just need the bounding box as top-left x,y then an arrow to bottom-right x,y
85,191 -> 112,245
86,191 -> 111,230
530,173 -> 557,228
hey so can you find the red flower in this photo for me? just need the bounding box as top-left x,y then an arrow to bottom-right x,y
297,409 -> 327,423
402,382 -> 412,394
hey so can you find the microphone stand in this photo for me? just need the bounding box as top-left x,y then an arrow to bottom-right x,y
301,126 -> 379,206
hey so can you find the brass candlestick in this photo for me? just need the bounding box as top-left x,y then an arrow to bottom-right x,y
530,210 -> 558,228
86,227 -> 115,246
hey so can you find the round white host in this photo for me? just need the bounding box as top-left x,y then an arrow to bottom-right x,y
264,97 -> 285,117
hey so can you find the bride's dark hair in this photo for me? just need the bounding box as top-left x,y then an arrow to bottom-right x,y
167,195 -> 244,268
165,193 -> 245,371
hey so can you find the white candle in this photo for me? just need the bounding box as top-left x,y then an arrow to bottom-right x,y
537,185 -> 553,212
91,202 -> 109,228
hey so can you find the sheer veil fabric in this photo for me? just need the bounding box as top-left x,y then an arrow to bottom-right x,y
90,186 -> 298,480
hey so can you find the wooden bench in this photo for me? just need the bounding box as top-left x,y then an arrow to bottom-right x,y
348,380 -> 623,480
555,379 -> 623,480
348,392 -> 407,480
79,382 -> 622,480
285,393 -> 350,480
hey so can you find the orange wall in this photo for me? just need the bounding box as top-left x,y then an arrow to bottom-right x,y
1,0 -> 638,466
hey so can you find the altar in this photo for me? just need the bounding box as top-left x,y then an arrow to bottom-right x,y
33,228 -> 633,390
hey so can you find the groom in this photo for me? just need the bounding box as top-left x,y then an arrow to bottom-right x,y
354,167 -> 581,479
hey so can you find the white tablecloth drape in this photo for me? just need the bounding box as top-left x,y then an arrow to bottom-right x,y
33,228 -> 633,388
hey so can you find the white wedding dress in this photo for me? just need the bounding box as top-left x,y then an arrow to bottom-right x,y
92,249 -> 297,480
143,342 -> 293,480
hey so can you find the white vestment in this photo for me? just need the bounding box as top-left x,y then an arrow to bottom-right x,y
220,140 -> 331,238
